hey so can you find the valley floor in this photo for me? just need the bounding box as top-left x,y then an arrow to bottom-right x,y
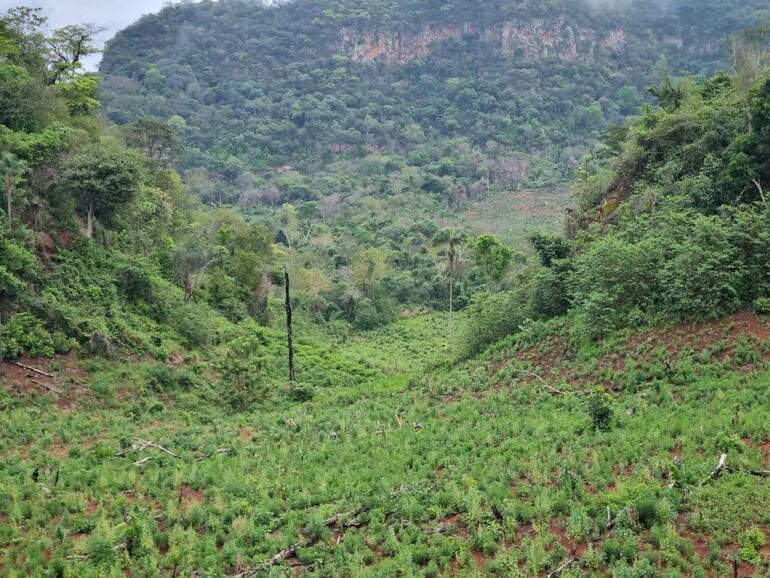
2,312 -> 770,577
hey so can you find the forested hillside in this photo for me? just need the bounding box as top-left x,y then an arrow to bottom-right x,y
99,0 -> 769,201
2,1 -> 770,577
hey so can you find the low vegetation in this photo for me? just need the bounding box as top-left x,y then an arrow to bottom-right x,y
1,2 -> 770,577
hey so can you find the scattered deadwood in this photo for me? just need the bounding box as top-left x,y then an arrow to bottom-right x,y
577,453 -> 766,576
726,466 -> 770,477
323,506 -> 369,527
269,544 -> 302,566
9,386 -> 40,405
66,542 -> 126,560
546,556 -> 575,578
133,456 -> 154,467
234,506 -> 370,577
117,438 -> 181,460
511,369 -> 564,395
196,448 -> 230,461
30,379 -> 62,394
12,361 -> 55,378
700,453 -> 727,486
234,543 -> 304,577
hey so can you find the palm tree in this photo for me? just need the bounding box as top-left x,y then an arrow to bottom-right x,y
433,228 -> 467,345
0,153 -> 26,226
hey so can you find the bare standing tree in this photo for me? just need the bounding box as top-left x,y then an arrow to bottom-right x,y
493,154 -> 531,191
284,270 -> 296,382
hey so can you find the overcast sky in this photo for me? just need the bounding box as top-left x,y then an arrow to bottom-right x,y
0,0 -> 171,67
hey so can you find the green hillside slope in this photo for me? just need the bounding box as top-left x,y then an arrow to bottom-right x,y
99,0 -> 770,198
2,2 -> 770,577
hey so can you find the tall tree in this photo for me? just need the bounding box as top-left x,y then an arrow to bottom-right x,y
59,149 -> 141,238
473,234 -> 514,284
46,24 -> 102,84
125,118 -> 182,171
433,228 -> 467,344
171,238 -> 222,302
0,152 -> 26,225
351,248 -> 389,297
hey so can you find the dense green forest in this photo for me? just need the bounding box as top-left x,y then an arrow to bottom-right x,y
100,0 -> 770,200
2,0 -> 770,576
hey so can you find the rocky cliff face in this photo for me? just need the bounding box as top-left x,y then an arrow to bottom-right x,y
340,18 -> 629,64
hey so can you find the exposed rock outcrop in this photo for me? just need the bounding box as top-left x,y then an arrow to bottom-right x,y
340,18 -> 630,64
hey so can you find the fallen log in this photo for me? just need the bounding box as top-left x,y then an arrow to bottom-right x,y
324,506 -> 368,527
547,556 -> 575,578
117,439 -> 180,459
12,361 -> 55,378
136,438 -> 180,459
512,369 -> 564,395
196,448 -> 230,461
30,379 -> 62,394
234,506 -> 370,576
269,544 -> 302,565
700,453 -> 727,486
725,466 -> 770,478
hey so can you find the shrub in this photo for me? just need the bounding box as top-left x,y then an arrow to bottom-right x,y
752,297 -> 770,315
0,313 -> 55,359
570,236 -> 661,339
586,388 -> 614,430
169,302 -> 215,348
659,215 -> 741,319
287,383 -> 314,402
737,526 -> 766,564
456,289 -> 527,358
217,335 -> 269,410
529,267 -> 570,320
635,496 -> 659,529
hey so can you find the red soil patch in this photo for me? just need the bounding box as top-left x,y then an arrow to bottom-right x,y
756,440 -> 770,470
511,522 -> 535,548
0,352 -> 90,411
548,519 -> 583,556
759,541 -> 770,559
86,500 -> 98,514
165,353 -> 185,367
741,437 -> 770,470
438,514 -> 469,538
36,232 -> 57,264
722,548 -> 755,577
676,513 -> 709,562
179,485 -> 204,506
492,311 -> 770,392
239,427 -> 253,442
471,548 -> 487,569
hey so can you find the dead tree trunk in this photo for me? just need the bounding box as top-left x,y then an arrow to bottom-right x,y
86,201 -> 94,239
183,271 -> 193,302
5,176 -> 12,226
448,277 -> 453,344
284,270 -> 296,382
